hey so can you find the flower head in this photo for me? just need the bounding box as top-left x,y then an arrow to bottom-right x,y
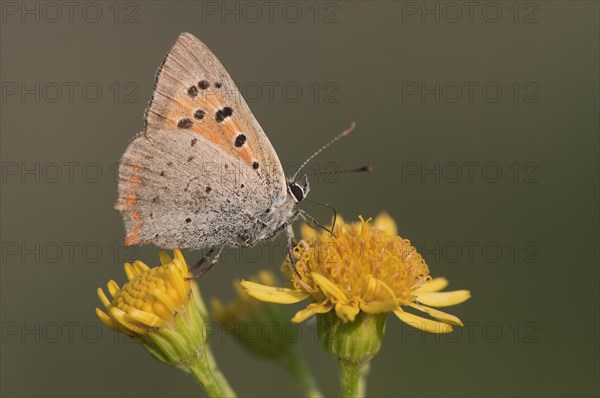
242,213 -> 471,334
96,250 -> 207,368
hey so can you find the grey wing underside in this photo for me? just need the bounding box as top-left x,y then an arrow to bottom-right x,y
117,128 -> 275,249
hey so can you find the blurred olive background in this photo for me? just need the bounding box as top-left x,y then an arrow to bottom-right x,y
1,1 -> 598,397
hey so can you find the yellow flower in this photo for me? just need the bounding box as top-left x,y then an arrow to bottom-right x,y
241,213 -> 471,334
96,249 -> 202,337
95,250 -> 236,397
96,250 -> 207,367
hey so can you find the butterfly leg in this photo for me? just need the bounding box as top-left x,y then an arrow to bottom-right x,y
190,246 -> 217,271
298,209 -> 336,237
189,245 -> 224,279
285,222 -> 302,277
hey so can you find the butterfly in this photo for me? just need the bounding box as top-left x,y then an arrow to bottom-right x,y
115,33 -> 360,276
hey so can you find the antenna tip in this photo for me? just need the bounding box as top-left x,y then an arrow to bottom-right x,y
350,165 -> 372,173
341,121 -> 356,137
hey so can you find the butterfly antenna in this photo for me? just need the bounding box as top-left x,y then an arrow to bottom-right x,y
310,165 -> 372,178
291,122 -> 356,181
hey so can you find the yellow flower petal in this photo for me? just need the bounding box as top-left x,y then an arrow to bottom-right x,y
241,280 -> 309,304
311,273 -> 349,302
110,307 -> 146,335
107,280 -> 120,298
292,302 -> 332,323
415,290 -> 471,307
153,288 -> 178,315
374,212 -> 397,236
416,277 -> 449,292
124,262 -> 137,281
133,260 -> 149,273
172,258 -> 190,280
335,302 -> 360,322
97,288 -> 111,309
173,248 -> 186,264
96,308 -> 117,330
361,276 -> 398,313
394,308 -> 453,334
167,262 -> 189,300
361,299 -> 398,314
410,303 -> 463,326
128,308 -> 163,327
159,251 -> 172,266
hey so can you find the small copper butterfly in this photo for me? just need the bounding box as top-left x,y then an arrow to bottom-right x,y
115,33 -> 361,276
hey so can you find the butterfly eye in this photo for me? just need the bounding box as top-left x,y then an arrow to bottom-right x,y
289,183 -> 304,202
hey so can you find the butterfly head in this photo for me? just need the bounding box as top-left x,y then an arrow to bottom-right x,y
288,175 -> 310,203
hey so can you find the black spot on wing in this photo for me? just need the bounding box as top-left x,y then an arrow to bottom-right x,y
187,86 -> 198,98
178,118 -> 193,129
194,109 -> 205,120
215,106 -> 233,123
234,134 -> 246,148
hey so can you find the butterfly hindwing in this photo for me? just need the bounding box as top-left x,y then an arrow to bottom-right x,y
117,129 -> 278,249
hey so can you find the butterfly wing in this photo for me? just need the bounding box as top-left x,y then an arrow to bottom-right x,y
116,33 -> 289,249
117,128 -> 280,249
145,33 -> 286,190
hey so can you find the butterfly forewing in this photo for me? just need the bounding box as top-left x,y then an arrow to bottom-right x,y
144,32 -> 285,187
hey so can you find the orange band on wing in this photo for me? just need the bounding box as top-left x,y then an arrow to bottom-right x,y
159,91 -> 257,166
125,192 -> 136,205
125,225 -> 141,246
122,162 -> 143,246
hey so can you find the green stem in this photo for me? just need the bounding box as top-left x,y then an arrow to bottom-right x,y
281,348 -> 324,398
339,360 -> 370,398
188,345 -> 237,398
